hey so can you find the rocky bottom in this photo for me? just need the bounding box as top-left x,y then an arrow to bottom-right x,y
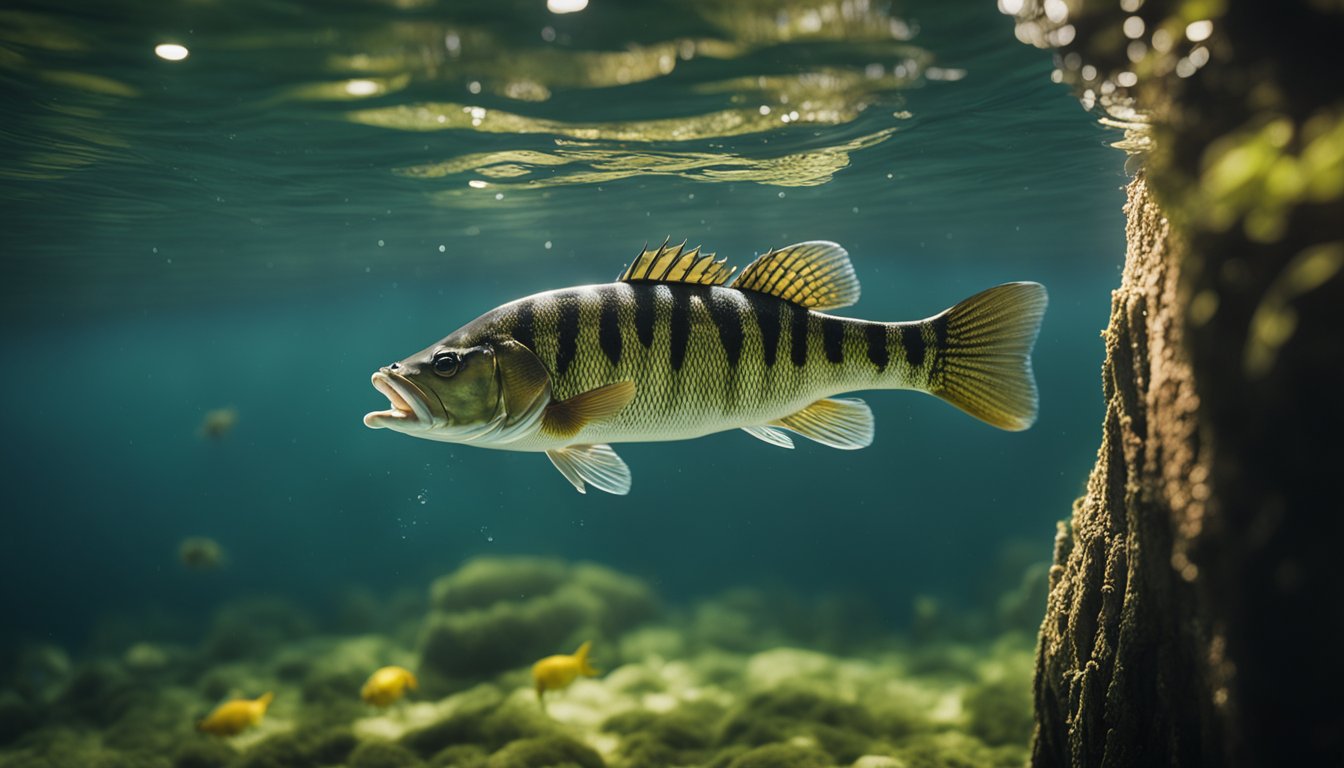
0,556 -> 1045,768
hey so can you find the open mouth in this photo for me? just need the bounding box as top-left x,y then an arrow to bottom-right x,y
364,370 -> 432,429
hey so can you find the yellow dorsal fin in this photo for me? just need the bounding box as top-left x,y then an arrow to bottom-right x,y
730,241 -> 860,310
619,238 -> 736,286
256,691 -> 275,713
541,381 -> 636,439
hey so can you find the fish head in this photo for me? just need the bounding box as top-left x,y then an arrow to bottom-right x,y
365,325 -> 552,444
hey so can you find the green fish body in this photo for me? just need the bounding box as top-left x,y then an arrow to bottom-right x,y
364,240 -> 1047,494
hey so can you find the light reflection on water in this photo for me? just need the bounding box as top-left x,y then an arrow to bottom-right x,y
1,0 -> 1119,317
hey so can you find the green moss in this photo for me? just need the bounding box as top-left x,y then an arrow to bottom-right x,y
0,690 -> 41,747
418,558 -> 655,684
891,732 -> 1027,768
428,744 -> 489,768
309,727 -> 359,764
237,731 -> 316,768
57,663 -> 141,726
430,558 -> 570,612
235,727 -> 355,768
485,735 -> 604,768
400,686 -> 557,756
722,743 -> 830,768
349,740 -> 426,768
718,687 -> 877,763
603,703 -> 719,767
963,676 -> 1032,747
171,739 -> 235,768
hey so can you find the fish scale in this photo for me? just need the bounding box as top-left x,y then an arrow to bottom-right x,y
364,240 -> 1048,494
482,284 -> 917,446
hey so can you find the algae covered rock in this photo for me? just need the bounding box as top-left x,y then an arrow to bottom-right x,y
429,744 -> 489,768
204,597 -> 316,662
350,739 -> 426,768
171,739 -> 235,768
890,731 -> 1025,768
418,558 -> 656,685
722,743 -> 831,768
400,684 -> 558,756
485,735 -> 604,768
603,702 -> 719,767
719,686 -> 878,764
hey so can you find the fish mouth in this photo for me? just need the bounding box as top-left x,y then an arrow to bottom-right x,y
364,370 -> 433,429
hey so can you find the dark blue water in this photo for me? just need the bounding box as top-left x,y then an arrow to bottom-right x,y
1,0 -> 1124,652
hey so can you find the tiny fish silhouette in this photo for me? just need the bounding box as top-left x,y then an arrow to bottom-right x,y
196,691 -> 273,736
365,240 -> 1047,494
532,641 -> 599,701
361,665 -> 418,707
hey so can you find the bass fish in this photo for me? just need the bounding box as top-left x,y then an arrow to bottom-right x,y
364,240 -> 1046,495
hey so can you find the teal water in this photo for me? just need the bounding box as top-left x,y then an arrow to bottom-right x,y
1,0 -> 1123,652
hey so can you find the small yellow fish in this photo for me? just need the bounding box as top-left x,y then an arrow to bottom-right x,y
361,665 -> 418,707
531,641 -> 599,701
197,406 -> 238,440
196,691 -> 273,736
178,536 -> 225,570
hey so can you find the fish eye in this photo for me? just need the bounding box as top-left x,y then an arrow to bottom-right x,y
432,350 -> 460,377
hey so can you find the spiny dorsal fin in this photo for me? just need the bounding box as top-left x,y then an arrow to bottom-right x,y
541,380 -> 636,439
730,241 -> 860,310
619,238 -> 736,286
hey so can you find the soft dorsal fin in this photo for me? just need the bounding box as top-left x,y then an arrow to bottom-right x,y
730,241 -> 860,310
619,238 -> 736,286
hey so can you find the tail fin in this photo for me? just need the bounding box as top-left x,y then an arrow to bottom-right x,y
256,691 -> 275,713
573,641 -> 599,676
928,282 -> 1047,431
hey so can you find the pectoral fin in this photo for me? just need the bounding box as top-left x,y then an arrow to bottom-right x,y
541,381 -> 636,439
546,444 -> 631,495
772,398 -> 874,450
742,425 -> 795,449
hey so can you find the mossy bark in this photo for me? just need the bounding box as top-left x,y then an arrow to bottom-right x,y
1032,175 -> 1214,766
1028,2 -> 1344,765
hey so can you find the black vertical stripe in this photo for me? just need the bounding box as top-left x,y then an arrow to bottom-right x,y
669,288 -> 692,371
900,323 -> 925,368
634,285 -> 656,349
598,287 -> 622,366
555,292 -> 580,376
822,317 -> 844,364
865,323 -> 889,371
748,293 -> 781,366
709,290 -> 744,367
512,299 -> 535,351
931,315 -> 949,348
789,302 -> 809,367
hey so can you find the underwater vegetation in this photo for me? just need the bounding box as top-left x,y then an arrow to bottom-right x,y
0,556 -> 1045,768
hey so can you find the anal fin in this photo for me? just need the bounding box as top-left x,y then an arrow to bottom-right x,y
742,425 -> 795,449
546,444 -> 631,495
773,398 -> 874,450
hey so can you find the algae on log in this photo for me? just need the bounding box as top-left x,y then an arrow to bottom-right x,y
1033,175 -> 1213,766
1010,0 -> 1344,765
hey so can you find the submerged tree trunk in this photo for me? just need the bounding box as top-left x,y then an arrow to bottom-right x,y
1032,174 -> 1215,766
1020,2 -> 1344,766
